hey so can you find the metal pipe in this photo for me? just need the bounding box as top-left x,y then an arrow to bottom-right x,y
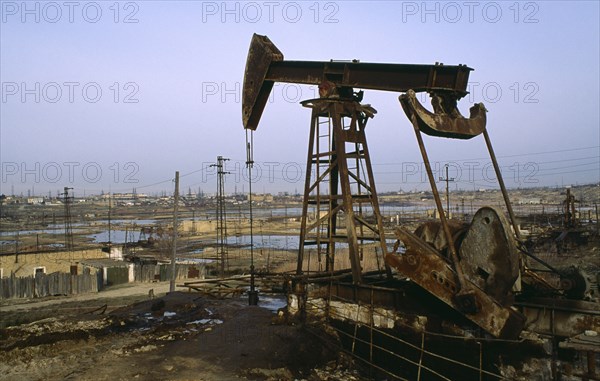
482,129 -> 522,241
408,111 -> 470,294
417,332 -> 426,381
297,108 -> 318,275
246,130 -> 258,305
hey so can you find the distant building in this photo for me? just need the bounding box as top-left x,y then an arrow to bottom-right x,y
248,193 -> 274,203
26,197 -> 44,205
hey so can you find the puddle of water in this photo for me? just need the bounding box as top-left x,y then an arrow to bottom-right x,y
46,223 -> 87,228
177,257 -> 215,264
259,294 -> 287,313
187,318 -> 223,325
226,235 -> 398,251
226,235 -> 300,249
87,230 -> 140,244
95,219 -> 157,225
239,293 -> 287,313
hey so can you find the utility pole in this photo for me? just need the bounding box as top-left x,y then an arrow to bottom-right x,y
14,232 -> 19,263
128,224 -> 136,255
211,156 -> 230,278
439,165 -> 455,218
169,171 -> 180,293
563,187 -> 578,228
124,226 -> 128,255
108,193 -> 112,249
247,131 -> 258,305
61,187 -> 74,251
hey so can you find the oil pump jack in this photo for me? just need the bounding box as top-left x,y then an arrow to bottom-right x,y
241,34 -> 594,340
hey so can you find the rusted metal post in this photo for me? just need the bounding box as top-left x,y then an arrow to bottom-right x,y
297,109 -> 318,275
482,129 -> 522,241
332,102 -> 362,284
586,351 -> 596,380
407,110 -> 476,312
359,114 -> 393,278
327,115 -> 338,273
247,130 -> 258,305
479,341 -> 483,381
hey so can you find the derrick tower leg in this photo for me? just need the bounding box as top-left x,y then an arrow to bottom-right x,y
297,99 -> 387,284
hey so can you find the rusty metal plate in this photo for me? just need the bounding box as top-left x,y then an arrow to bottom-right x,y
242,33 -> 284,131
459,207 -> 520,306
517,297 -> 600,338
399,90 -> 487,139
386,227 -> 525,339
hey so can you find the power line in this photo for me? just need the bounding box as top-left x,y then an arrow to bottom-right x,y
442,145 -> 600,162
374,156 -> 600,169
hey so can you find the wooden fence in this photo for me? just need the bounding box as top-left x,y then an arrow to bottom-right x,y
133,263 -> 205,283
0,270 -> 98,300
0,264 -> 205,300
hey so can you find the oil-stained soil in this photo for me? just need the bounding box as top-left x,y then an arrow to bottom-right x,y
0,285 -> 368,381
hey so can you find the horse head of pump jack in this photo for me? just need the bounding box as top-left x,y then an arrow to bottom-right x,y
241,33 -> 487,139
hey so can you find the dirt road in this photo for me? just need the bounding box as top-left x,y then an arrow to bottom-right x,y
0,283 -> 367,381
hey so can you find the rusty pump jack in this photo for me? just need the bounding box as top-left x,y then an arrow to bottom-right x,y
242,34 -> 524,338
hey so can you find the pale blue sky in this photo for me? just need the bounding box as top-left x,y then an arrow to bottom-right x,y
1,1 -> 599,196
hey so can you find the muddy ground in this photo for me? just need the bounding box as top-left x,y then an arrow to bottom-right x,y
0,282 -> 368,381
